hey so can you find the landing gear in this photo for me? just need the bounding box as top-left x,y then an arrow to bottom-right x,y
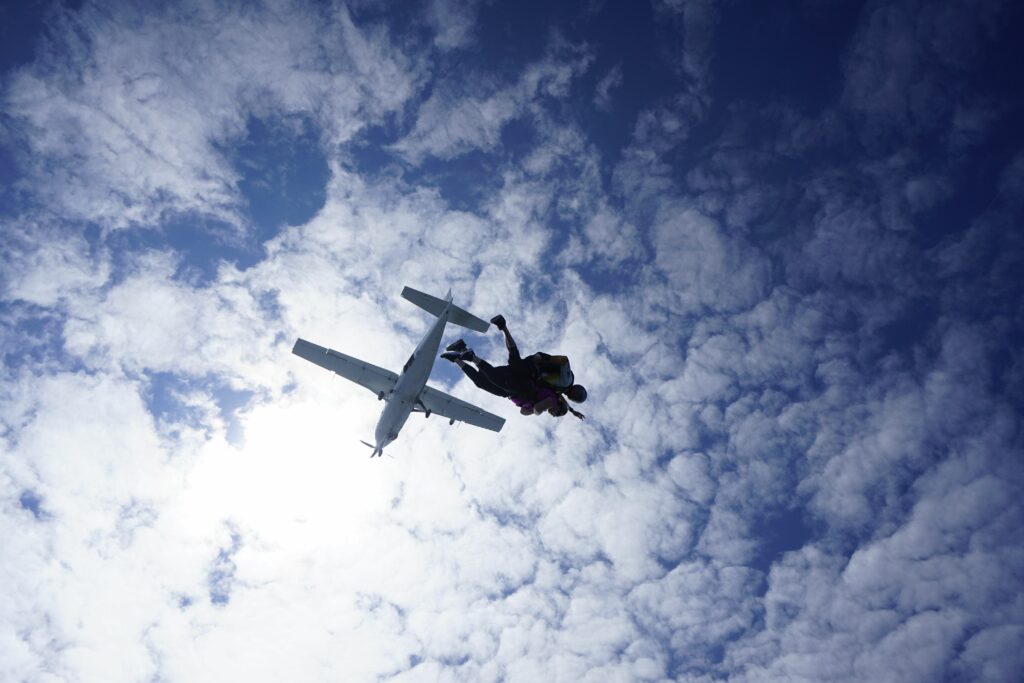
414,400 -> 431,418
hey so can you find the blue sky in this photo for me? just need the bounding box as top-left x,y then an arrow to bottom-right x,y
1,0 -> 1022,681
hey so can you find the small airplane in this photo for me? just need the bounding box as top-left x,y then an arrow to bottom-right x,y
292,286 -> 505,457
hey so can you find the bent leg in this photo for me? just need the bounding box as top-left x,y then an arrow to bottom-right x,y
459,363 -> 509,398
476,359 -> 532,396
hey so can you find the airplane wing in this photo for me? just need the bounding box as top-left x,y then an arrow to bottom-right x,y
292,338 -> 398,397
418,385 -> 506,432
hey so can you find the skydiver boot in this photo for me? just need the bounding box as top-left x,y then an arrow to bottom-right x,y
441,348 -> 476,364
445,339 -> 468,353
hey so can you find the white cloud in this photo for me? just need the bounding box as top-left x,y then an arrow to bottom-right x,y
392,40 -> 593,163
395,87 -> 519,162
593,64 -> 623,111
841,0 -> 1005,149
612,95 -> 706,203
3,0 -> 419,230
426,0 -> 482,50
0,222 -> 110,307
651,203 -> 770,314
956,624 -> 1024,683
57,251 -> 286,390
652,0 -> 722,92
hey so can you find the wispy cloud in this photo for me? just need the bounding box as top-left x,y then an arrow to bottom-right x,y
3,0 -> 419,230
391,37 -> 593,163
652,0 -> 723,94
593,63 -> 623,111
426,0 -> 482,50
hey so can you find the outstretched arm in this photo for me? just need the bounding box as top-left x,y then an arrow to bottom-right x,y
500,326 -> 521,363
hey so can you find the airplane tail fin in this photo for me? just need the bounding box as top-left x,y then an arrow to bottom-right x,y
360,440 -> 383,458
401,286 -> 490,333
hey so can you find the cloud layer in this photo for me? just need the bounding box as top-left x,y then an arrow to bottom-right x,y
2,0 -> 1022,681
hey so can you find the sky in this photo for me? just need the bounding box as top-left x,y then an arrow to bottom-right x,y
1,0 -> 1022,681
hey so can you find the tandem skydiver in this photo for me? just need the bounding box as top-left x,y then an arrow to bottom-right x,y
441,314 -> 587,419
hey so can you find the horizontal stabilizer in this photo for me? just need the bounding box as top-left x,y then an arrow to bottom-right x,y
401,286 -> 490,333
360,440 -> 383,458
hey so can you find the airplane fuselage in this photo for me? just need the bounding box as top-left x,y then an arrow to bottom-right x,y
293,286 -> 503,457
371,300 -> 452,453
